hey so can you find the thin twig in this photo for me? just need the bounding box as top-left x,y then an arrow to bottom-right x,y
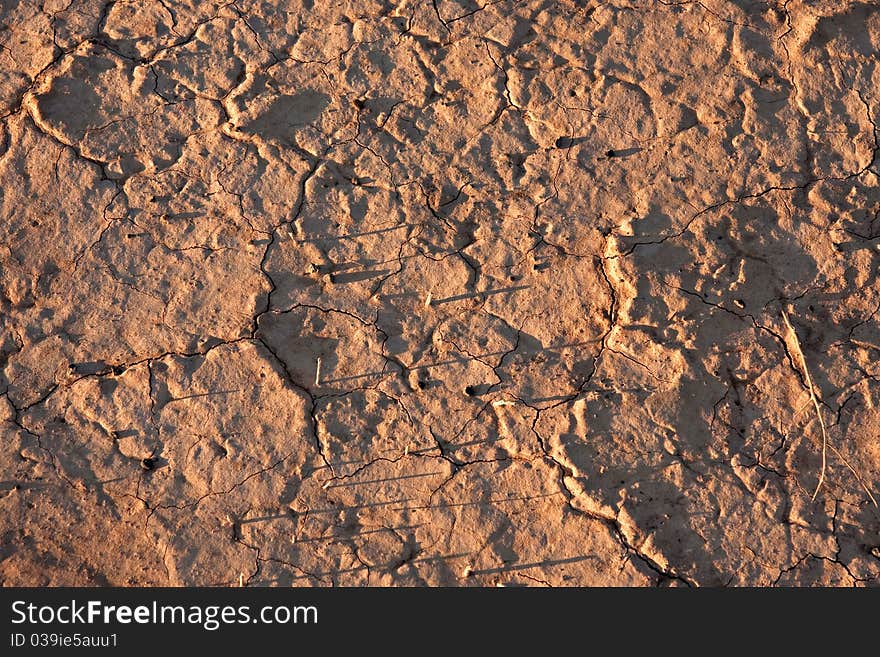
828,443 -> 878,507
781,310 -> 827,501
790,397 -> 878,507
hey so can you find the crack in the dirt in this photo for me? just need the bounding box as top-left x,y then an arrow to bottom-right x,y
4,0 -> 880,587
527,413 -> 695,587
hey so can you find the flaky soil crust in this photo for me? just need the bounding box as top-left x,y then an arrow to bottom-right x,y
1,0 -> 879,586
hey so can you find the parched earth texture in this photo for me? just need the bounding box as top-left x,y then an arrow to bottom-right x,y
2,0 -> 880,586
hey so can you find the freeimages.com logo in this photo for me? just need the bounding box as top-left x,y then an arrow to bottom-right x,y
10,599 -> 317,631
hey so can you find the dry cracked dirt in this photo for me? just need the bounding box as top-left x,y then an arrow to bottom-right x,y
1,0 -> 880,587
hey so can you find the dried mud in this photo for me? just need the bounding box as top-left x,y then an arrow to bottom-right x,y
2,0 -> 880,586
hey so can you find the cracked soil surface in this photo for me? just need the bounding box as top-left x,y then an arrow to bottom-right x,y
2,0 -> 880,586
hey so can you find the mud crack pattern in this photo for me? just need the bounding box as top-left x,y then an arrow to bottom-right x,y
1,0 -> 880,586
